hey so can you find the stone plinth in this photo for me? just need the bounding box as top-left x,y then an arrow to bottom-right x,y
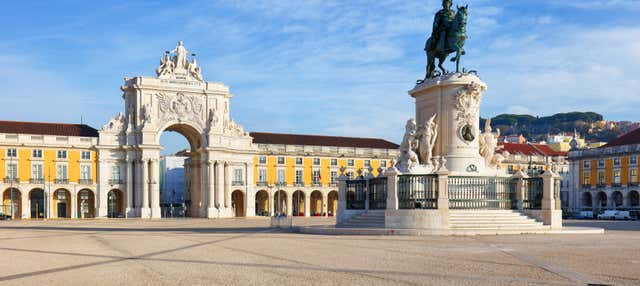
409,73 -> 489,175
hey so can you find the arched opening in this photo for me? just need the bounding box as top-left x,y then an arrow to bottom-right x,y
3,188 -> 21,219
255,190 -> 269,216
53,189 -> 71,218
292,190 -> 305,216
581,192 -> 592,210
273,190 -> 287,216
310,191 -> 323,216
596,192 -> 607,210
77,189 -> 95,218
612,191 -> 623,209
159,123 -> 204,218
108,189 -> 125,218
328,191 -> 338,217
629,191 -> 639,208
29,189 -> 45,219
231,190 -> 245,217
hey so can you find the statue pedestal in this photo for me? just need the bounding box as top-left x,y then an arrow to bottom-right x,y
409,73 -> 494,175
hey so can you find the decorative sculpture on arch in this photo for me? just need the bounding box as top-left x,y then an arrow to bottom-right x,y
155,41 -> 204,82
101,112 -> 125,132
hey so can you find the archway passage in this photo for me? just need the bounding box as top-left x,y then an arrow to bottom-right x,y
159,123 -> 204,218
108,189 -> 125,218
255,190 -> 269,216
274,190 -> 287,216
328,191 -> 338,217
231,190 -> 245,217
53,189 -> 71,218
29,189 -> 45,219
3,188 -> 21,219
77,189 -> 95,218
596,192 -> 607,209
629,191 -> 639,208
581,192 -> 593,210
310,191 -> 323,216
612,191 -> 623,209
292,190 -> 305,216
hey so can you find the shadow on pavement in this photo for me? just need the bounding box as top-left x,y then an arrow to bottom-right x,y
563,219 -> 640,231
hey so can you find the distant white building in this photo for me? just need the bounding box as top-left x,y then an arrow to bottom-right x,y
160,155 -> 188,204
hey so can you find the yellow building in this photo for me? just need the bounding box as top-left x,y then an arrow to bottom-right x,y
0,121 -> 99,219
568,128 -> 640,214
249,132 -> 399,217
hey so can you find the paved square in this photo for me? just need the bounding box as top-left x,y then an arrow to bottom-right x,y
0,218 -> 638,286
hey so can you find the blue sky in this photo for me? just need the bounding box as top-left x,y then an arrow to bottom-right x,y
1,0 -> 639,153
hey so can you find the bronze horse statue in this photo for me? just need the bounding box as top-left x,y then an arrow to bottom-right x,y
422,5 -> 468,81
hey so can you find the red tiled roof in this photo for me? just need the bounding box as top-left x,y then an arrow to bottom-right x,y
498,143 -> 566,157
0,120 -> 99,137
602,128 -> 640,148
249,132 -> 399,149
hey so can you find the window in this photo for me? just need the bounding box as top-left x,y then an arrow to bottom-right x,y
57,150 -> 67,159
31,163 -> 43,180
295,170 -> 303,185
6,163 -> 17,179
508,165 -> 515,174
330,171 -> 337,184
631,156 -> 638,165
613,158 -> 620,166
346,171 -> 354,179
364,160 -> 371,168
32,149 -> 42,158
277,169 -> 285,184
111,166 -> 121,180
258,168 -> 267,183
330,159 -> 338,166
277,157 -> 285,165
613,170 -> 621,184
258,156 -> 266,164
233,168 -> 243,183
380,160 -> 387,168
6,148 -> 17,158
597,171 -> 605,185
56,165 -> 68,180
347,159 -> 354,167
598,159 -> 604,168
313,158 -> 320,166
81,151 -> 91,160
80,165 -> 91,180
583,173 -> 590,185
583,160 -> 590,168
312,169 -> 321,184
295,157 -> 303,165
631,169 -> 638,183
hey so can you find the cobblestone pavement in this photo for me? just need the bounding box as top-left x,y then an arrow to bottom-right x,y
0,218 -> 638,286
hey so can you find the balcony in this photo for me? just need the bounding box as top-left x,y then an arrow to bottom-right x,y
55,179 -> 69,184
329,183 -> 338,187
29,178 -> 44,184
256,181 -> 268,187
232,180 -> 245,186
612,183 -> 622,188
629,182 -> 639,186
109,179 -> 123,185
581,184 -> 591,188
312,182 -> 322,187
596,183 -> 606,188
294,182 -> 304,187
3,177 -> 19,184
79,179 -> 93,185
275,181 -> 287,187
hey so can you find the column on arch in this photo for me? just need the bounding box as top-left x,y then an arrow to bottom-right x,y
322,191 -> 328,216
21,190 -> 29,219
125,159 -> 134,216
149,158 -> 161,218
224,162 -> 231,208
304,190 -> 310,217
70,189 -> 77,219
216,161 -> 224,211
245,162 -> 256,217
286,190 -> 293,216
141,159 -> 150,217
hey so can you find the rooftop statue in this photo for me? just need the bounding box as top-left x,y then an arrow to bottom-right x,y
156,41 -> 204,82
419,0 -> 469,82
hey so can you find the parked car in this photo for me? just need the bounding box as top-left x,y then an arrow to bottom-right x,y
597,210 -> 632,220
575,211 -> 594,219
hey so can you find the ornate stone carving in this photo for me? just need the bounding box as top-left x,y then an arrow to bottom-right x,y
156,92 -> 204,124
417,114 -> 438,165
396,118 -> 420,172
140,104 -> 152,126
101,112 -> 125,133
454,82 -> 485,143
155,41 -> 203,82
479,118 -> 503,168
223,118 -> 249,137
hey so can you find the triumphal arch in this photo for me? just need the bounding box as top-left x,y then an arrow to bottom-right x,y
97,41 -> 256,218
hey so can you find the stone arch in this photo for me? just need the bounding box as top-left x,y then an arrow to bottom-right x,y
310,190 -> 323,216
3,188 -> 21,219
231,190 -> 245,217
595,191 -> 607,209
611,191 -> 623,209
28,188 -> 45,219
77,189 -> 96,218
273,190 -> 287,216
628,191 -> 639,208
53,189 -> 71,218
108,189 -> 125,218
328,190 -> 338,216
581,192 -> 592,210
156,122 -> 205,151
292,190 -> 305,216
255,190 -> 269,216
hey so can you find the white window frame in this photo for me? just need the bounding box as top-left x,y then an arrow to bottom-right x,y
631,156 -> 638,165
32,149 -> 43,159
6,162 -> 18,179
6,148 -> 17,158
313,158 -> 320,166
630,168 -> 638,183
380,160 -> 387,168
583,160 -> 590,168
233,168 -> 243,183
31,163 -> 44,180
258,168 -> 267,183
295,157 -> 303,165
312,169 -> 321,184
277,157 -> 285,165
330,171 -> 337,184
295,170 -> 303,184
56,164 -> 68,180
258,156 -> 267,164
330,159 -> 338,166
111,165 -> 121,180
276,169 -> 285,184
613,169 -> 621,184
347,159 -> 354,167
57,150 -> 67,159
80,165 -> 91,180
81,151 -> 91,160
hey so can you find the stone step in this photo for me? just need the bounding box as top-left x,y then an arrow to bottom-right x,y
449,217 -> 536,222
